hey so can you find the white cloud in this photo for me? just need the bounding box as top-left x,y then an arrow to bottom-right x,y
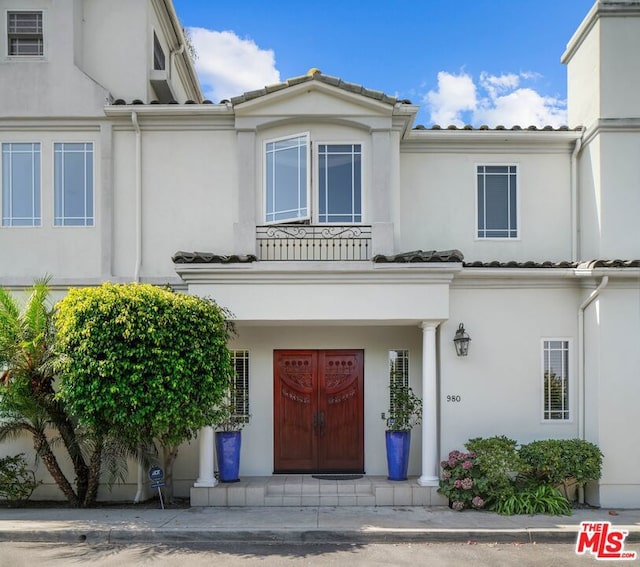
479,72 -> 520,100
188,28 -> 280,102
425,72 -> 477,127
423,71 -> 567,127
475,88 -> 566,128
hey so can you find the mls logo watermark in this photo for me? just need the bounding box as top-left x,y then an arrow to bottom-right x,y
575,521 -> 637,561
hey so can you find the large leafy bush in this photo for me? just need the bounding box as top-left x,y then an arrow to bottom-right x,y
55,283 -> 235,500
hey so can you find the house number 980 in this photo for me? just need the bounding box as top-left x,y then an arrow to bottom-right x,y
446,395 -> 462,402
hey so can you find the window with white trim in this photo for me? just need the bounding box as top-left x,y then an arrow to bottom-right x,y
231,350 -> 250,423
2,143 -> 41,227
318,144 -> 362,223
389,349 -> 409,412
265,135 -> 309,223
54,143 -> 94,226
7,12 -> 43,56
264,134 -> 362,224
477,165 -> 517,238
543,340 -> 569,421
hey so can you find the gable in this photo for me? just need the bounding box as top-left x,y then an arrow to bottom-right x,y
233,76 -> 399,131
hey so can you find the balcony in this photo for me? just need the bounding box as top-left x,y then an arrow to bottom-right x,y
256,225 -> 372,261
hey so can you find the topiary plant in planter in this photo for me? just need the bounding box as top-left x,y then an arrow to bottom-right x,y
384,383 -> 422,481
213,377 -> 249,483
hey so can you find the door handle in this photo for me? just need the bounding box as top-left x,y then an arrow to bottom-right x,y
313,412 -> 318,436
318,411 -> 325,437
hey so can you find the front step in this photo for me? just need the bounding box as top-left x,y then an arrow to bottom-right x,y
190,475 -> 448,507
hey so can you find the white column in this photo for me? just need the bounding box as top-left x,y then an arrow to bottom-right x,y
418,322 -> 439,486
194,426 -> 217,487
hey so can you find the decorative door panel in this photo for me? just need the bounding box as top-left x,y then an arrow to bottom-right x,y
274,350 -> 364,473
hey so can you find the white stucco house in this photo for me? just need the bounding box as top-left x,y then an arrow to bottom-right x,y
1,0 -> 639,508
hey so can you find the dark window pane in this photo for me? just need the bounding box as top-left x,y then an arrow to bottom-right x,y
318,144 -> 361,223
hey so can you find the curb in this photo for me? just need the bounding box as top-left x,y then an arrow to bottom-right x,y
0,529 -> 111,544
0,528 -> 598,545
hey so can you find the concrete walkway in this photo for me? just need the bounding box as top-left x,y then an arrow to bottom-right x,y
0,506 -> 639,545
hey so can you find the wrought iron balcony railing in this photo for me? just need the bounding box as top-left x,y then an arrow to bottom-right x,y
256,225 -> 372,261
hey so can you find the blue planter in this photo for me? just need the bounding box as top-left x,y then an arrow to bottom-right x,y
215,431 -> 242,483
386,430 -> 411,481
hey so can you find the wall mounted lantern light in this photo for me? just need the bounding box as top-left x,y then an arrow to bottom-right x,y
453,323 -> 471,357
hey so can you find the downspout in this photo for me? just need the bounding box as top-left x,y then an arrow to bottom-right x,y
571,127 -> 585,262
132,111 -> 142,283
131,110 -> 144,503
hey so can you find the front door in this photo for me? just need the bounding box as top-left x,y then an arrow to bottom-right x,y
273,350 -> 364,473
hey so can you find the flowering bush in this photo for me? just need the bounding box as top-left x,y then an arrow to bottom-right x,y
438,450 -> 489,511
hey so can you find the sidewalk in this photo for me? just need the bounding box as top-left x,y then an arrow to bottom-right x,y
1,505 -> 639,545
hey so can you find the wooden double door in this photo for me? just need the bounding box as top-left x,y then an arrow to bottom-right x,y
273,350 -> 364,473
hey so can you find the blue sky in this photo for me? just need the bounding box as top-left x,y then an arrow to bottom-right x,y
172,0 -> 595,127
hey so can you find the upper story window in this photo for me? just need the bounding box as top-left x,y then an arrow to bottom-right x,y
318,144 -> 362,223
153,32 -> 165,71
477,165 -> 517,238
543,340 -> 570,421
7,11 -> 43,57
54,143 -> 94,226
2,143 -> 41,227
265,135 -> 309,223
264,133 -> 362,225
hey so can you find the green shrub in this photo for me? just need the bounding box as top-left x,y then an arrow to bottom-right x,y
492,484 -> 572,516
464,435 -> 525,507
0,454 -> 40,503
439,436 -> 603,513
519,439 -> 603,494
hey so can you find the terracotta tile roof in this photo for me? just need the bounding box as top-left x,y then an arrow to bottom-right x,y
576,259 -> 640,269
112,98 -> 217,105
373,249 -> 464,263
463,260 -> 577,268
230,70 -> 400,106
171,250 -> 640,269
412,124 -> 578,132
110,71 -> 404,108
463,259 -> 640,269
172,251 -> 257,264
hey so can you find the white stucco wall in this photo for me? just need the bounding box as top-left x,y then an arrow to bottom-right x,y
577,135 -> 602,260
585,286 -> 640,507
400,148 -> 573,263
597,132 -> 640,259
564,13 -> 601,129
81,0 -> 149,102
110,120 -> 237,280
0,0 -> 109,117
0,128 -> 103,279
441,281 -> 581,454
600,16 -> 640,121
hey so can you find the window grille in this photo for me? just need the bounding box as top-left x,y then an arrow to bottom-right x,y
543,340 -> 569,420
8,12 -> 43,56
318,144 -> 362,223
265,134 -> 309,223
2,143 -> 41,226
389,349 -> 409,412
477,165 -> 518,238
54,143 -> 94,226
231,350 -> 250,423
